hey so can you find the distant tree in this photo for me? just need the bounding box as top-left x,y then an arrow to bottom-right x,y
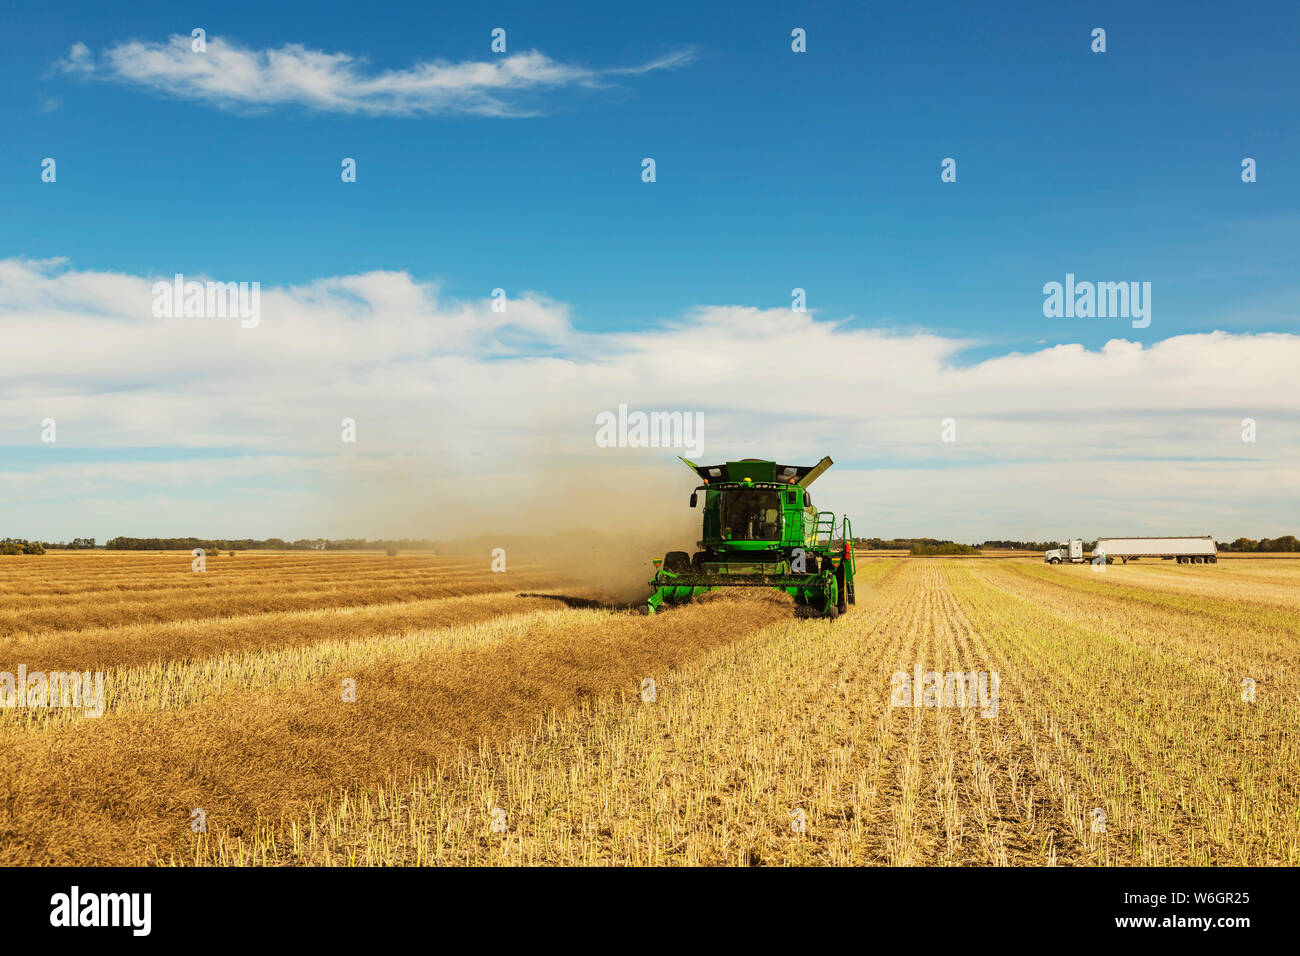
0,538 -> 45,555
910,542 -> 981,556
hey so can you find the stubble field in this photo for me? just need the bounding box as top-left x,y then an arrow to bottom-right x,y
0,550 -> 1296,866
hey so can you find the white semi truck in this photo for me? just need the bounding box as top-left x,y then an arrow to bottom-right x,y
1045,535 -> 1219,565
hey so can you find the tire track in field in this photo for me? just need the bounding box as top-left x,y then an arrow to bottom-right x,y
801,560 -> 915,865
946,562 -> 1261,865
964,560 -> 1299,865
977,560 -> 1300,674
1007,562 -> 1300,641
948,562 -> 1183,864
873,562 -> 942,864
1097,561 -> 1300,610
938,566 -> 1094,865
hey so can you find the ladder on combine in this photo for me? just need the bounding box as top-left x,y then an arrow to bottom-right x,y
811,511 -> 857,576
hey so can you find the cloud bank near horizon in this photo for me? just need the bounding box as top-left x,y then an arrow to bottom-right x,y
0,257 -> 1295,542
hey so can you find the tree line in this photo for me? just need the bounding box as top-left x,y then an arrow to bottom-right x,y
102,537 -> 441,552
861,537 -> 1300,553
4,533 -> 1296,556
856,537 -> 984,554
1218,536 -> 1300,552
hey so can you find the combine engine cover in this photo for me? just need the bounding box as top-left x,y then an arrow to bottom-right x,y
647,456 -> 856,618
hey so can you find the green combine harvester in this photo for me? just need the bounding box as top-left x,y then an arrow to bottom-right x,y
647,456 -> 856,618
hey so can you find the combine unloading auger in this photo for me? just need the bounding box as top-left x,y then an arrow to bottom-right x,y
647,456 -> 856,618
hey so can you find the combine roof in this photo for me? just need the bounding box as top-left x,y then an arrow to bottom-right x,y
679,456 -> 833,487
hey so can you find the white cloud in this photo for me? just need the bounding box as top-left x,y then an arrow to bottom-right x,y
54,35 -> 693,116
53,41 -> 93,75
0,258 -> 1296,542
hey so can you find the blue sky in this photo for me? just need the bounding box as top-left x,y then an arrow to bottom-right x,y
1,0 -> 1297,541
6,0 -> 1296,345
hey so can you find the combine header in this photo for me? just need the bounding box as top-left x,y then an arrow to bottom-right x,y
647,456 -> 856,618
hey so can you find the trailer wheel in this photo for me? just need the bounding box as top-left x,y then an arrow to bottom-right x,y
1193,556 -> 1203,564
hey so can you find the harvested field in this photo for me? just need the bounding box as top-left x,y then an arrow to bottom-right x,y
0,551 -> 1295,866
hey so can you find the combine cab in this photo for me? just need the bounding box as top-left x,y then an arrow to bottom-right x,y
647,456 -> 856,618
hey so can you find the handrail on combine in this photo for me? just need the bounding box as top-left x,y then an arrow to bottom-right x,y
812,511 -> 836,547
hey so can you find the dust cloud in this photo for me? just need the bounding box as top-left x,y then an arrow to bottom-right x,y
327,452 -> 704,604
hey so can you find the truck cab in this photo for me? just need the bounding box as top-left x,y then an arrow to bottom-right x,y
1045,539 -> 1083,564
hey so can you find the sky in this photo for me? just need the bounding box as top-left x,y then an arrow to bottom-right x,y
1,0 -> 1297,543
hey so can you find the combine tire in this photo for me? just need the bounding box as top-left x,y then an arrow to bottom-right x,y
836,566 -> 848,614
824,604 -> 839,620
663,551 -> 691,573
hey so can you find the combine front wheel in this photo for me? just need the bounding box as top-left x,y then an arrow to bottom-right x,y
662,551 -> 691,573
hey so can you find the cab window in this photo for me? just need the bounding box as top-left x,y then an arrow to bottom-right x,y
721,489 -> 783,540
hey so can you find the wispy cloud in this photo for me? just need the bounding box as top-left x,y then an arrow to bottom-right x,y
53,35 -> 693,117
